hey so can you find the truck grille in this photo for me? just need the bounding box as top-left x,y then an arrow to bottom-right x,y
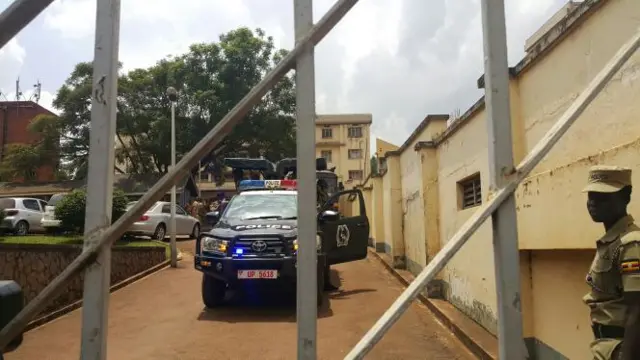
234,237 -> 286,256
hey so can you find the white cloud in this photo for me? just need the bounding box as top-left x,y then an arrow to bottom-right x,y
0,39 -> 26,99
34,0 -> 568,155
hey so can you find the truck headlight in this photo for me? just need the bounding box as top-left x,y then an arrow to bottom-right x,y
292,237 -> 322,252
201,236 -> 228,254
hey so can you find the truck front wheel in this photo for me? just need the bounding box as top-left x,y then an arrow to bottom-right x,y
202,274 -> 226,308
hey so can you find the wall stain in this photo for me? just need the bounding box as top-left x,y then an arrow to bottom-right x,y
441,279 -> 498,335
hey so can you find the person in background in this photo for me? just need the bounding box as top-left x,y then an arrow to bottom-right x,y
582,165 -> 640,360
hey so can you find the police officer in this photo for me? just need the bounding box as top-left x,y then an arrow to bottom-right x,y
583,165 -> 640,360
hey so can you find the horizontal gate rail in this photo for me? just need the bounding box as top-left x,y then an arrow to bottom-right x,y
0,0 -> 56,49
0,0 -> 361,351
344,26 -> 640,360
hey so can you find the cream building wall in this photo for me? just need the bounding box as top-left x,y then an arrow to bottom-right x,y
369,0 -> 640,358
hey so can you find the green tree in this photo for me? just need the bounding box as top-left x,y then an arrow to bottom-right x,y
116,27 -> 296,179
54,188 -> 128,233
32,27 -> 295,180
370,156 -> 378,175
0,114 -> 61,181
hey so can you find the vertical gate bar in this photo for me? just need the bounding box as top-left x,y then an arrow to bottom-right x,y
0,0 -> 360,347
0,0 -> 56,50
294,0 -> 318,359
79,0 -> 121,358
479,0 -> 526,358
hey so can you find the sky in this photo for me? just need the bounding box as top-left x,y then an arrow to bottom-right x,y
0,0 -> 568,153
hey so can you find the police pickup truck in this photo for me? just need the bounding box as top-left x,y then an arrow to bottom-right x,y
194,179 -> 369,307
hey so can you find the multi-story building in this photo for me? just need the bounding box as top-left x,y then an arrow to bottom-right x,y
0,101 -> 57,182
315,114 -> 372,188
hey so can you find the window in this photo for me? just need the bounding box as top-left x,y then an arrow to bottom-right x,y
200,172 -> 209,181
348,149 -> 362,159
47,193 -> 67,206
320,150 -> 332,162
348,126 -> 363,138
222,193 -> 298,221
322,127 -> 333,139
160,203 -> 186,215
22,199 -> 41,211
0,198 -> 16,210
348,170 -> 364,181
458,173 -> 482,209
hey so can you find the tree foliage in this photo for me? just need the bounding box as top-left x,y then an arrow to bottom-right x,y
0,114 -> 61,181
54,189 -> 128,233
23,27 -> 295,181
370,156 -> 378,175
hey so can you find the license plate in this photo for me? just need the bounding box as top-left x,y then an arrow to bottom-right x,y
237,269 -> 278,279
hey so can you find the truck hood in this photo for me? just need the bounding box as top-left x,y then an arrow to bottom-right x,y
208,219 -> 298,238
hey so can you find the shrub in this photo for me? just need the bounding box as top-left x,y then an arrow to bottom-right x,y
55,189 -> 129,234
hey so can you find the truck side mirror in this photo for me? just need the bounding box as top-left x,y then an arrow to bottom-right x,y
206,211 -> 220,226
318,210 -> 339,222
0,280 -> 24,354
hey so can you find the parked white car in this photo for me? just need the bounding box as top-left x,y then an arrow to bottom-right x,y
125,201 -> 201,240
41,192 -> 68,232
0,197 -> 47,235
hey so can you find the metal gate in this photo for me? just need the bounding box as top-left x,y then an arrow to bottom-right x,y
1,0 -> 639,359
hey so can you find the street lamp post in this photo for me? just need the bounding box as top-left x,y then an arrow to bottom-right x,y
167,87 -> 178,268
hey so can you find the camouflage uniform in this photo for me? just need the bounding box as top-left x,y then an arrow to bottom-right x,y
583,166 -> 639,360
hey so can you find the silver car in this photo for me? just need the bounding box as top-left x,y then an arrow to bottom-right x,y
0,197 -> 47,235
125,201 -> 201,240
41,192 -> 68,232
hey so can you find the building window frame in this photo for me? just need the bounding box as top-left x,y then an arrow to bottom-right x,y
348,149 -> 363,159
348,126 -> 363,138
322,127 -> 333,139
457,173 -> 482,210
320,150 -> 332,162
348,170 -> 364,181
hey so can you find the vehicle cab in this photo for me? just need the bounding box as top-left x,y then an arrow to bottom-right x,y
194,178 -> 369,308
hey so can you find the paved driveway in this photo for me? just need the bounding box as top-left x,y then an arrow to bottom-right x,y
7,241 -> 473,360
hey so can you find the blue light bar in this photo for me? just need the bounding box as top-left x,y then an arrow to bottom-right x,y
238,180 -> 266,191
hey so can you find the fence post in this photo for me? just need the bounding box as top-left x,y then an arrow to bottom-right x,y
479,0 -> 527,358
79,0 -> 121,358
294,0 -> 318,358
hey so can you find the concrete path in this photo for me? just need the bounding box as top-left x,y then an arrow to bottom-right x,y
6,241 -> 474,360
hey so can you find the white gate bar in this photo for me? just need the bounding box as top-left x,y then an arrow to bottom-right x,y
480,0 -> 526,358
0,0 -> 361,349
79,0 -> 121,358
344,27 -> 640,360
0,0 -> 56,49
294,0 -> 318,359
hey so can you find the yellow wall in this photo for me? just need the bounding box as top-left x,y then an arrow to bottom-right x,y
381,155 -> 404,265
315,114 -> 372,188
370,176 -> 385,249
436,107 -> 499,333
367,0 -> 640,358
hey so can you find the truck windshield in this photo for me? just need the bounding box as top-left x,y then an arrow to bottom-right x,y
222,193 -> 297,221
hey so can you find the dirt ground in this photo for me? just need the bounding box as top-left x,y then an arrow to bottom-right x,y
6,240 -> 474,360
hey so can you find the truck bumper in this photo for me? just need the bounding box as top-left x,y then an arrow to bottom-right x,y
194,254 -> 326,288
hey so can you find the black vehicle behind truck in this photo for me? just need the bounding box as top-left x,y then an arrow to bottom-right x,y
195,178 -> 369,308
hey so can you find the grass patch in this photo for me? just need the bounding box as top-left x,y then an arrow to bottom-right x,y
0,235 -> 171,258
